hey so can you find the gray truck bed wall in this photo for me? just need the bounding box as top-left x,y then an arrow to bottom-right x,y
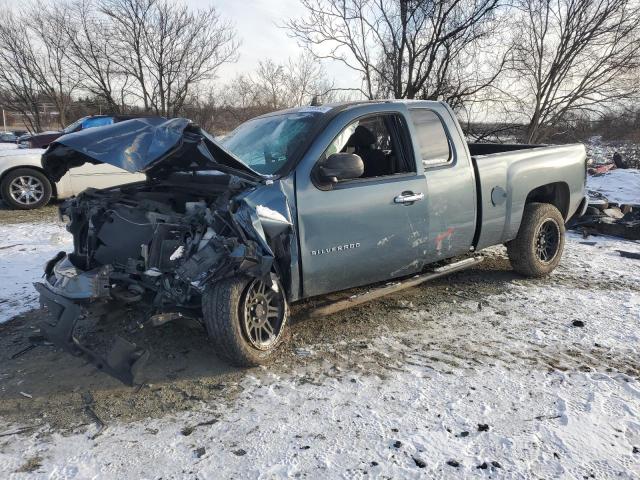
472,144 -> 586,250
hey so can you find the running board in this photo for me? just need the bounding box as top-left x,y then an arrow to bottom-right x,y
307,256 -> 484,318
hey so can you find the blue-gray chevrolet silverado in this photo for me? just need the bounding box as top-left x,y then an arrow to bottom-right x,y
36,100 -> 588,384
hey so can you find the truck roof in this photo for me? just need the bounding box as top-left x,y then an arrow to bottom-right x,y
254,99 -> 446,120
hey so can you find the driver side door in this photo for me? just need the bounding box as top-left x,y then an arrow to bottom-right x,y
295,111 -> 430,298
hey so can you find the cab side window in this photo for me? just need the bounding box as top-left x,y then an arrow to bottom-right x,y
325,114 -> 415,180
409,109 -> 452,168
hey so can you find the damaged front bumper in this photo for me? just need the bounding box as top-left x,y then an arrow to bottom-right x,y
36,255 -> 149,386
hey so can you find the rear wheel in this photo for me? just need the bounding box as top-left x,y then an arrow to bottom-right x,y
1,168 -> 52,209
202,275 -> 288,366
506,202 -> 565,277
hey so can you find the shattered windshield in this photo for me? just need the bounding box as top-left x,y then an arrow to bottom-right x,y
220,111 -> 322,175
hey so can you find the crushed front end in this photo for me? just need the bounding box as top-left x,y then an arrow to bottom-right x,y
36,174 -> 292,384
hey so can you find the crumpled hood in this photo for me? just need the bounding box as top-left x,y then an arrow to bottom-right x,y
42,117 -> 263,182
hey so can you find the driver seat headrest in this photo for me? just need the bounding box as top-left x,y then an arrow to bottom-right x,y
346,125 -> 377,148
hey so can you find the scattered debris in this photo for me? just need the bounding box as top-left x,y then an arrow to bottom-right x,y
294,348 -> 313,357
570,197 -> 640,241
11,344 -> 37,359
617,250 -> 640,260
413,457 -> 427,468
82,392 -> 106,439
181,417 -> 219,437
0,425 -> 40,438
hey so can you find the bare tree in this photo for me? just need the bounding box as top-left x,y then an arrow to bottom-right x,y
222,53 -> 333,111
100,0 -> 238,116
286,0 -> 505,104
284,52 -> 334,106
29,3 -> 80,126
0,11 -> 48,131
56,0 -> 129,114
510,0 -> 640,143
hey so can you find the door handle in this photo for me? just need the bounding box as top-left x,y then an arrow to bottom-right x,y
394,192 -> 425,204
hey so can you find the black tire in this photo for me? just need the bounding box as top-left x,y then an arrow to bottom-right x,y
1,168 -> 52,210
202,275 -> 288,367
506,202 -> 565,277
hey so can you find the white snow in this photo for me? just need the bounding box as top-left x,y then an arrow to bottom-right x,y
0,233 -> 639,478
0,171 -> 639,477
587,169 -> 640,204
0,223 -> 72,323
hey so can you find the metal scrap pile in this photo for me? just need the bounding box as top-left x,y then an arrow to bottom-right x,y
586,137 -> 640,170
569,191 -> 640,240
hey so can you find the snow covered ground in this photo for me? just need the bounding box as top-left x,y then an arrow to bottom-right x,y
0,222 -> 71,323
0,232 -> 639,478
587,168 -> 640,204
0,171 -> 639,478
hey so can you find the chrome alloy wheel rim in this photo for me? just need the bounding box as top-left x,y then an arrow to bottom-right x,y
535,218 -> 561,263
242,279 -> 286,350
9,175 -> 45,205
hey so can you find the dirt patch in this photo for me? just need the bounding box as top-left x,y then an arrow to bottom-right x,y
0,201 -> 59,225
15,455 -> 42,473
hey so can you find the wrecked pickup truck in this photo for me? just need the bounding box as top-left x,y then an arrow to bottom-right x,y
36,101 -> 588,384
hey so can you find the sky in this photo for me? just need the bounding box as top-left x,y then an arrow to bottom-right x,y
189,0 -> 361,88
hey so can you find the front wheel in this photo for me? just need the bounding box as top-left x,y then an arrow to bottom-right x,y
1,168 -> 52,209
202,275 -> 288,367
506,202 -> 565,277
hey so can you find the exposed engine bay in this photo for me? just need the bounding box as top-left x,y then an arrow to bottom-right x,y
38,172 -> 295,384
52,173 -> 275,313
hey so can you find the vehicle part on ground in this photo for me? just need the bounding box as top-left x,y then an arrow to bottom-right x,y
506,203 -> 566,277
568,194 -> 640,240
35,282 -> 149,385
203,275 -> 288,366
307,256 -> 484,318
0,167 -> 52,209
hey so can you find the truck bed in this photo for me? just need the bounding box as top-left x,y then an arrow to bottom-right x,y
468,142 -> 545,156
467,143 -> 587,250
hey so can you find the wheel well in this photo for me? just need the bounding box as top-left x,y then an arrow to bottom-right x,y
525,182 -> 570,220
0,165 -> 57,197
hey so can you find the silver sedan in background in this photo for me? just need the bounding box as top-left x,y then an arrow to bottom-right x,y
0,148 -> 145,209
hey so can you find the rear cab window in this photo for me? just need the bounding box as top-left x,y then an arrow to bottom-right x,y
409,109 -> 452,168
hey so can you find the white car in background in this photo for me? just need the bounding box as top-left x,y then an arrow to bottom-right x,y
0,148 -> 145,209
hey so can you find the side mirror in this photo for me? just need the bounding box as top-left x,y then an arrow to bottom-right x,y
317,153 -> 364,184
